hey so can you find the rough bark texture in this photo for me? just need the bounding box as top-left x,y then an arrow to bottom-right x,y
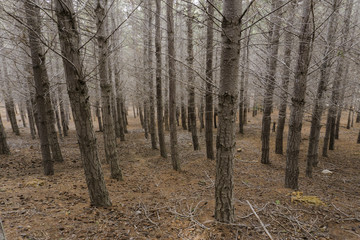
205,0 -> 214,160
285,0 -> 312,189
155,0 -> 167,157
25,0 -> 54,175
186,1 -> 199,151
95,0 -> 123,181
167,0 -> 180,171
0,113 -> 10,155
275,1 -> 295,154
261,0 -> 282,164
55,0 -> 111,206
146,0 -> 157,150
1,60 -> 20,136
323,0 -> 353,155
306,0 -> 339,174
215,0 -> 241,223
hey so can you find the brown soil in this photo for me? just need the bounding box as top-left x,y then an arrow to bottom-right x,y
1,109 -> 360,240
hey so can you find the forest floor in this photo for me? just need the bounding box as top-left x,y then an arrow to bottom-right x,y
1,109 -> 360,240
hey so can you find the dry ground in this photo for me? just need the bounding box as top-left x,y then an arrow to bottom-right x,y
1,108 -> 360,240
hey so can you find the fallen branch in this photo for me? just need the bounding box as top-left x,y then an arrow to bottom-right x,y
246,200 -> 274,240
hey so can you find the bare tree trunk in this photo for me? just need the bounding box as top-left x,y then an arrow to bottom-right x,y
1,59 -> 20,136
205,0 -> 214,160
285,0 -> 313,189
167,0 -> 180,171
335,64 -> 349,138
19,102 -> 27,128
146,0 -> 157,150
215,0 -> 241,223
275,1 -> 295,154
164,69 -> 170,131
55,0 -> 112,206
261,0 -> 282,164
323,0 -> 353,155
26,98 -> 36,139
181,93 -> 187,130
25,0 -> 53,175
155,0 -> 167,157
95,0 -> 122,181
199,96 -> 205,132
0,113 -> 10,155
186,1 -> 199,151
53,97 -> 63,139
306,0 -> 339,173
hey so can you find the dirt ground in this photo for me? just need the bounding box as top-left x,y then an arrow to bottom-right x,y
1,108 -> 360,240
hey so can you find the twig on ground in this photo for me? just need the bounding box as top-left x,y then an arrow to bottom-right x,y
246,200 -> 274,240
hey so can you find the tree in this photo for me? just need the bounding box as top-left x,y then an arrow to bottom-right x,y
186,0 -> 200,151
285,0 -> 313,189
146,0 -> 157,150
261,0 -> 282,164
275,1 -> 296,154
205,0 -> 214,160
155,0 -> 167,157
25,0 -> 54,175
95,0 -> 123,181
215,0 -> 242,223
167,0 -> 180,171
55,0 -> 112,206
323,0 -> 354,156
306,0 -> 339,176
0,112 -> 10,155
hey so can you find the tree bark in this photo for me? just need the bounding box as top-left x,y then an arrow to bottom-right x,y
323,0 -> 353,155
155,0 -> 167,157
167,0 -> 180,171
306,0 -> 339,174
261,0 -> 282,164
0,113 -> 10,155
95,0 -> 123,181
146,0 -> 157,150
55,0 -> 112,206
275,1 -> 295,154
186,1 -> 200,151
205,0 -> 214,160
25,0 -> 54,175
215,0 -> 241,223
285,0 -> 313,189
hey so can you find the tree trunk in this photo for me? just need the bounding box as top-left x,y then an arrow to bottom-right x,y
215,0 -> 241,223
26,98 -> 36,139
335,64 -> 349,138
1,58 -> 20,136
0,113 -> 10,155
167,0 -> 180,171
275,1 -> 295,154
146,0 -> 157,150
19,102 -> 27,128
186,1 -> 200,151
25,0 -> 53,175
261,0 -> 282,164
285,0 -> 313,189
95,0 -> 123,181
323,0 -> 353,155
53,97 -> 63,139
205,1 -> 214,160
155,0 -> 167,157
306,0 -> 339,175
55,0 -> 112,206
